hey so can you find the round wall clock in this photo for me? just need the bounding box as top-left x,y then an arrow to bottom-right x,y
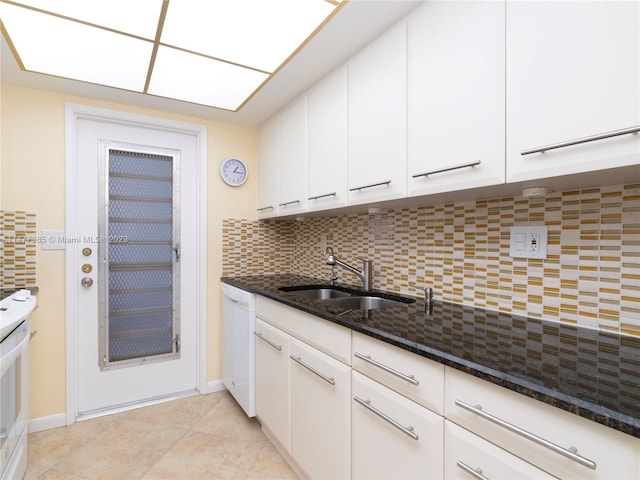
220,157 -> 248,186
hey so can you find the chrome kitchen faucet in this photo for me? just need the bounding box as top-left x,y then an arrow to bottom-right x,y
325,247 -> 373,291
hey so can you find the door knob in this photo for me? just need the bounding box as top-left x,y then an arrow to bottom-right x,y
81,277 -> 93,287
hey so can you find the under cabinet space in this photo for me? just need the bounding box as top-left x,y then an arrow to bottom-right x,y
445,367 -> 640,480
352,371 -> 444,480
445,420 -> 557,480
352,331 -> 444,415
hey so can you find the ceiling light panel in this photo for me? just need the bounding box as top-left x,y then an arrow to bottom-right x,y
0,3 -> 153,91
3,0 -> 164,39
161,0 -> 336,73
148,45 -> 269,111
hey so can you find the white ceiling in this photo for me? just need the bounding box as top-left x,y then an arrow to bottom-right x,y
1,0 -> 425,128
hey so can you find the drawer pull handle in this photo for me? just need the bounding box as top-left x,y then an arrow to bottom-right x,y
412,160 -> 481,178
456,461 -> 490,480
456,460 -> 489,480
354,352 -> 419,386
290,355 -> 335,385
521,125 -> 640,156
454,400 -> 596,470
308,192 -> 336,201
349,180 -> 391,192
257,206 -> 274,212
253,331 -> 282,351
354,396 -> 419,441
279,199 -> 300,207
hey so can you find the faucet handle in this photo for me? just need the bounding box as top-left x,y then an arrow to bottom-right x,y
411,284 -> 433,303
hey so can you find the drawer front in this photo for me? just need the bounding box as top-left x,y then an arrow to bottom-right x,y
352,331 -> 444,414
445,367 -> 640,480
445,420 -> 557,480
256,296 -> 351,364
352,371 -> 443,480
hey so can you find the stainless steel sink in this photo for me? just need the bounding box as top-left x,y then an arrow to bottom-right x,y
324,295 -> 414,310
278,286 -> 356,300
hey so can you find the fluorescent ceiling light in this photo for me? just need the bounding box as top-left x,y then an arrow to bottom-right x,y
0,3 -> 152,91
0,0 -> 343,111
149,46 -> 269,111
161,0 -> 336,73
2,0 -> 163,39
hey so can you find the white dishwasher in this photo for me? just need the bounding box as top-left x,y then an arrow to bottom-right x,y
221,283 -> 256,417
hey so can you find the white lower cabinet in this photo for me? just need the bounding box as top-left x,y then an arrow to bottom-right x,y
445,421 -> 557,480
445,367 -> 640,480
291,338 -> 351,480
254,318 -> 291,453
352,371 -> 444,480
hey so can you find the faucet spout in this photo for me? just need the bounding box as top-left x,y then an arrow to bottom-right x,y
324,247 -> 373,291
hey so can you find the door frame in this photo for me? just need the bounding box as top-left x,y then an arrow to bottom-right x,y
64,103 -> 208,425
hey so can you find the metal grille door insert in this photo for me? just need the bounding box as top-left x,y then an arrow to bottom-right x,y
99,147 -> 180,369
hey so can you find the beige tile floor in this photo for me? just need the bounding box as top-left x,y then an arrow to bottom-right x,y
25,391 -> 298,480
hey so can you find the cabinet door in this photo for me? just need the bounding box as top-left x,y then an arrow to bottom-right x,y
352,371 -> 444,480
255,318 -> 291,453
445,421 -> 557,480
278,97 -> 308,216
348,22 -> 407,205
408,1 -> 505,196
308,67 -> 348,212
290,338 -> 351,479
257,118 -> 279,218
506,1 -> 640,182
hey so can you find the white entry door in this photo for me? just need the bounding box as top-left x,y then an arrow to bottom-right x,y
67,107 -> 205,418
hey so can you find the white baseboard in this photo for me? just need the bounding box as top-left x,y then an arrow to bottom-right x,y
206,379 -> 226,394
29,413 -> 67,434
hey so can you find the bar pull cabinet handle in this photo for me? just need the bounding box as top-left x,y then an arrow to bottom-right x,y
349,180 -> 391,192
354,352 -> 419,386
412,160 -> 481,178
257,206 -> 274,212
456,461 -> 490,480
308,192 -> 336,201
454,400 -> 596,470
279,200 -> 301,207
354,396 -> 419,441
253,331 -> 282,351
521,125 -> 640,156
290,355 -> 335,385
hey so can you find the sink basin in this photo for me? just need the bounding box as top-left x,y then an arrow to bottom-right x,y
279,286 -> 356,300
324,295 -> 414,311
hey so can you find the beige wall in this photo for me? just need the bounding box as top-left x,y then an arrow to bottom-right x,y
0,83 -> 258,420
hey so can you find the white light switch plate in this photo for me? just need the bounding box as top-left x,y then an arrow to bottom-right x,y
41,230 -> 66,250
510,226 -> 547,259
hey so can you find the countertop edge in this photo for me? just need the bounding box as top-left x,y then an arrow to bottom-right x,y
221,276 -> 640,439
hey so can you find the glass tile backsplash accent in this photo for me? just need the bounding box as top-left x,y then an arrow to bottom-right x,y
0,210 -> 37,288
222,184 -> 640,337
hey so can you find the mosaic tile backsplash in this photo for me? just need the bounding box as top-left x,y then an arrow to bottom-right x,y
223,184 -> 640,337
0,210 -> 37,288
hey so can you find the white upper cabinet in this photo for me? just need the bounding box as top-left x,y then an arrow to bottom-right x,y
278,97 -> 308,215
307,67 -> 348,212
506,0 -> 640,183
407,1 -> 506,196
347,22 -> 408,205
257,117 -> 279,219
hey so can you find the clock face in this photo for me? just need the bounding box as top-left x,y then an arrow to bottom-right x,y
220,158 -> 247,186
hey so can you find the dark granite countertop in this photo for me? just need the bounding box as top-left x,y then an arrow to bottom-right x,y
221,274 -> 640,438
